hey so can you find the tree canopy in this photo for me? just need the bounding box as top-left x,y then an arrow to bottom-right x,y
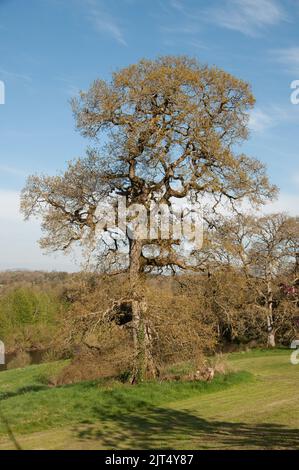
21,56 -> 277,275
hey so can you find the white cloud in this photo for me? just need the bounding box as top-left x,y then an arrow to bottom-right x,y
274,47 -> 299,75
85,0 -> 127,46
249,108 -> 275,133
160,24 -> 200,35
0,68 -> 32,83
216,192 -> 299,217
0,165 -> 27,177
292,172 -> 299,187
0,190 -> 79,272
54,77 -> 81,98
166,0 -> 286,41
207,0 -> 286,37
0,190 -> 20,221
262,192 -> 299,216
249,104 -> 299,134
161,2 -> 205,49
169,0 -> 187,14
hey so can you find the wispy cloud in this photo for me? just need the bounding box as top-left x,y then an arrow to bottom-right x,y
0,165 -> 27,177
249,108 -> 275,133
165,0 -> 286,42
273,47 -> 299,74
54,77 -> 81,97
207,0 -> 287,37
163,37 -> 206,50
167,0 -> 201,21
0,190 -> 79,271
0,189 -> 20,222
168,0 -> 187,14
249,104 -> 299,134
184,39 -> 206,50
0,68 -> 32,83
160,24 -> 200,35
292,172 -> 299,188
84,0 -> 127,46
263,192 -> 299,216
160,1 -> 204,49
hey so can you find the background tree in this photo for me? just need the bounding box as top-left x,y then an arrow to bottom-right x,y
21,56 -> 276,381
249,213 -> 299,346
211,213 -> 299,347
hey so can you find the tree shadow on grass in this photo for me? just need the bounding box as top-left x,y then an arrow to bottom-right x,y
74,403 -> 299,450
0,384 -> 48,401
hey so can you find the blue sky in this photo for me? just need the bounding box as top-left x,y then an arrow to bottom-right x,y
0,0 -> 298,271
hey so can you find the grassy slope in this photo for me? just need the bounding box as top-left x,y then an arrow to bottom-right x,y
0,349 -> 298,450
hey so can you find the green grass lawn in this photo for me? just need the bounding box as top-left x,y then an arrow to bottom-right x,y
0,349 -> 298,450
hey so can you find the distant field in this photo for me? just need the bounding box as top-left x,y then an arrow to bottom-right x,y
0,349 -> 298,450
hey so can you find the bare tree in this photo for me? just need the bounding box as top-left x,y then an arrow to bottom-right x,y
212,213 -> 299,347
249,214 -> 299,347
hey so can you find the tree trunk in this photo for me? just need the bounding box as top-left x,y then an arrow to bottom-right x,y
266,279 -> 276,348
129,239 -> 157,383
267,329 -> 276,348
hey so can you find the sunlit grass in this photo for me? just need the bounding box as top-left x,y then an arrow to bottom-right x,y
0,363 -> 251,435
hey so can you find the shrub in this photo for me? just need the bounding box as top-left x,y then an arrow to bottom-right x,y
0,287 -> 66,353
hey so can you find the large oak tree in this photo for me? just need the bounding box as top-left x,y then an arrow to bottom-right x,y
21,56 -> 276,380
